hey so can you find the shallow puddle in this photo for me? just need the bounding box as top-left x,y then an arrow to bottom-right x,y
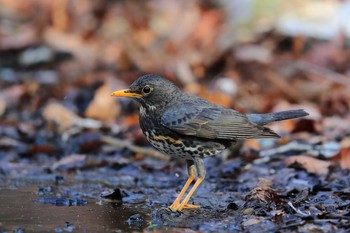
0,187 -> 147,232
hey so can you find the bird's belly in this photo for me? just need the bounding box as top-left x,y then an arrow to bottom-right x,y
145,130 -> 227,159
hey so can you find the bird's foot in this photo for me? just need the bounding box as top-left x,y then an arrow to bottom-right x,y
167,203 -> 201,212
182,204 -> 201,209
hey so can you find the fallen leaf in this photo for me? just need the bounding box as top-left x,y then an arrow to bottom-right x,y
43,28 -> 98,68
245,178 -> 283,205
43,102 -> 80,131
43,102 -> 102,132
84,81 -> 120,122
51,154 -> 86,171
332,137 -> 350,169
285,155 -> 331,175
245,178 -> 272,203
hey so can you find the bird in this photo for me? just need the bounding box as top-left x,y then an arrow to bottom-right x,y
111,74 -> 308,211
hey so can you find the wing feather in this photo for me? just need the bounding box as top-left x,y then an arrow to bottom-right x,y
161,100 -> 279,140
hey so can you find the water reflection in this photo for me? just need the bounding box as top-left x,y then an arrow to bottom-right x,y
0,187 -> 147,232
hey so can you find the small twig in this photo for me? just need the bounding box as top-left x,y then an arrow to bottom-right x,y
101,135 -> 169,161
295,61 -> 350,88
260,141 -> 312,157
265,69 -> 301,101
288,201 -> 309,217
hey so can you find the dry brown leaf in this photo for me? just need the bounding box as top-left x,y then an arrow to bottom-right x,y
84,81 -> 120,122
333,147 -> 350,169
245,178 -> 283,205
51,154 -> 86,171
43,28 -> 98,68
51,0 -> 70,31
246,178 -> 272,204
43,102 -> 102,132
43,102 -> 80,131
332,137 -> 350,169
285,155 -> 331,175
190,9 -> 222,48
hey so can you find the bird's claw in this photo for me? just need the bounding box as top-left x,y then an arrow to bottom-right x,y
167,203 -> 201,212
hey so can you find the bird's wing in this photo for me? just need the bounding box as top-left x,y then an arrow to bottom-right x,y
161,101 -> 279,140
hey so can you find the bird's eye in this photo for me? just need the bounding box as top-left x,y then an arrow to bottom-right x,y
142,85 -> 152,94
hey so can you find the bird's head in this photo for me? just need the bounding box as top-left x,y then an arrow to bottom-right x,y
111,74 -> 180,111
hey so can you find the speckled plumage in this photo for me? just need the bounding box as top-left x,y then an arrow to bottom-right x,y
111,74 -> 308,211
132,75 -> 279,160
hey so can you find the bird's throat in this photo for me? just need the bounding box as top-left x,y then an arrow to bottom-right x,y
139,104 -> 157,117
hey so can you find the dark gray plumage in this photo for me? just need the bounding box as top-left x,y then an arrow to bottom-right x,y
111,74 -> 309,211
247,110 -> 308,126
161,97 -> 280,140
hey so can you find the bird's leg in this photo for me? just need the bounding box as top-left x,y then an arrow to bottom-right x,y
175,158 -> 206,211
169,160 -> 196,210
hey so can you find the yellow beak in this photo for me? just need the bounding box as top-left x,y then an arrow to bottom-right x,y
110,89 -> 142,98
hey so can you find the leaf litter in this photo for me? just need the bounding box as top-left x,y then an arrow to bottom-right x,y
1,0 -> 350,232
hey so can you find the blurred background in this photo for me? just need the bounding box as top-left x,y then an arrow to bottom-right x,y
1,0 -> 350,171
1,0 -> 350,232
1,0 -> 350,149
1,0 -> 350,120
1,0 -> 350,173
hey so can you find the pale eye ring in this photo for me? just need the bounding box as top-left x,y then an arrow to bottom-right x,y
142,85 -> 152,94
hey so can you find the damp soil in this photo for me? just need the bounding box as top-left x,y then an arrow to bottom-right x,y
0,157 -> 242,232
1,154 -> 350,232
0,187 -> 145,233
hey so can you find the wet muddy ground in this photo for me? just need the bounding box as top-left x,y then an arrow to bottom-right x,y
1,142 -> 350,232
0,187 -> 143,232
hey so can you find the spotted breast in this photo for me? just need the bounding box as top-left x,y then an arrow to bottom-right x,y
144,129 -> 231,159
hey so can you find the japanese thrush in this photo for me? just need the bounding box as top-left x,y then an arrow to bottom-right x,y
111,74 -> 308,211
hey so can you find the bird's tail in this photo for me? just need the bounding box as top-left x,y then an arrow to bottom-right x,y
247,109 -> 309,126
